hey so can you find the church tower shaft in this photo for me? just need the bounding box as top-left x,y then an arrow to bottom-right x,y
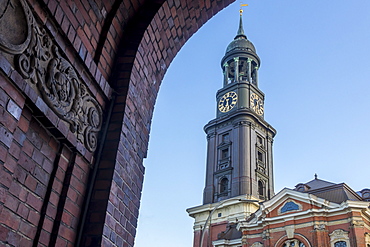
202,11 -> 276,205
187,9 -> 276,247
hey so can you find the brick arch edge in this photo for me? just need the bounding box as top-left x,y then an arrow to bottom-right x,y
78,0 -> 236,246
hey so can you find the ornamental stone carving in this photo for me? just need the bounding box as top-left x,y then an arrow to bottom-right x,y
0,0 -> 102,152
350,220 -> 364,227
365,233 -> 370,245
329,229 -> 350,247
0,0 -> 31,53
313,224 -> 326,231
284,225 -> 295,239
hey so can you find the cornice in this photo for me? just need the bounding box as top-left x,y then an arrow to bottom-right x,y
186,195 -> 260,217
238,191 -> 370,231
204,108 -> 276,136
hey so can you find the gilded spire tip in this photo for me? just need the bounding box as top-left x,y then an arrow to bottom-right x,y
236,4 -> 247,38
240,3 -> 248,15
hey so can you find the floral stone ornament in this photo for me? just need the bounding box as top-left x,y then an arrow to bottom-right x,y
0,0 -> 103,152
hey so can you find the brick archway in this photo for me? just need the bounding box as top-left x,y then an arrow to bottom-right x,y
0,0 -> 234,246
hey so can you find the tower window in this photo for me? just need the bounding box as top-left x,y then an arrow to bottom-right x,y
220,178 -> 229,194
222,133 -> 229,143
257,135 -> 264,146
258,180 -> 265,199
257,151 -> 263,162
334,241 -> 347,247
221,148 -> 229,159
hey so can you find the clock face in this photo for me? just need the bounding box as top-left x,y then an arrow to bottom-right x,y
250,93 -> 264,116
218,91 -> 238,113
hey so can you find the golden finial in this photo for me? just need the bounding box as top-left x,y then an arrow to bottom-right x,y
240,3 -> 248,15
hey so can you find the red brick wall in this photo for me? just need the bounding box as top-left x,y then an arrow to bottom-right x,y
0,0 -> 235,246
0,71 -> 91,246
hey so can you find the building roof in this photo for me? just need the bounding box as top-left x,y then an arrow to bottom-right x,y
294,176 -> 363,203
305,178 -> 336,190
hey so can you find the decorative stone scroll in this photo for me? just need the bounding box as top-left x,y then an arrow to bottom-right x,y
329,229 -> 350,247
313,224 -> 326,231
0,0 -> 102,152
0,0 -> 31,53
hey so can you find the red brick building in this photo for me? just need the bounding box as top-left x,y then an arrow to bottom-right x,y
0,0 -> 236,246
234,178 -> 370,247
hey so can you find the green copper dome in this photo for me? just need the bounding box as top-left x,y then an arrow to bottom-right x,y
225,37 -> 256,53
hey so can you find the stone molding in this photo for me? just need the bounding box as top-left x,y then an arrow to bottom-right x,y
313,223 -> 326,231
365,232 -> 370,245
0,0 -> 102,152
329,229 -> 350,247
278,200 -> 302,215
350,219 -> 364,227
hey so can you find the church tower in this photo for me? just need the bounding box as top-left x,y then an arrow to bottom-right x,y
187,10 -> 276,247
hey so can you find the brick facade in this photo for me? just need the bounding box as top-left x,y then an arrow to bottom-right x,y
237,189 -> 370,247
0,0 -> 235,246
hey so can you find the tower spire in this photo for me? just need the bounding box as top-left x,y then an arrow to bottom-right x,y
237,4 -> 248,39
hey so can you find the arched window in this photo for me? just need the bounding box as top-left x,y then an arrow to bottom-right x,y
283,239 -> 306,247
258,180 -> 265,198
329,229 -> 350,247
220,178 -> 228,194
334,242 -> 347,247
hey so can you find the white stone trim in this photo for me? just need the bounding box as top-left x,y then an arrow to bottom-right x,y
329,229 -> 350,247
274,234 -> 311,247
278,199 -> 302,215
212,238 -> 242,247
365,232 -> 370,246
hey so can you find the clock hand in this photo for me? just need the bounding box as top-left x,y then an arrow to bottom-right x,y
228,97 -> 232,106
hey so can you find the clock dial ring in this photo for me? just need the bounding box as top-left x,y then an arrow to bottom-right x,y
218,91 -> 238,113
250,93 -> 264,116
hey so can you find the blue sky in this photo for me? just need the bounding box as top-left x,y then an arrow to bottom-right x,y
135,1 -> 370,246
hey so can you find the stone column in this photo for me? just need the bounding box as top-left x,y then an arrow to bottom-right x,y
234,57 -> 239,82
247,58 -> 252,83
234,120 -> 251,196
253,66 -> 258,86
203,130 -> 217,204
266,135 -> 274,198
223,62 -> 229,86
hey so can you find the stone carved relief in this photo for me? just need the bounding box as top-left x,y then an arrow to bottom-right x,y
329,229 -> 350,247
313,224 -> 326,231
284,225 -> 295,239
350,220 -> 364,227
0,0 -> 31,53
0,0 -> 102,152
365,232 -> 370,245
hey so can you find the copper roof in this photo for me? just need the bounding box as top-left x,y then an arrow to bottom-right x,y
295,178 -> 363,203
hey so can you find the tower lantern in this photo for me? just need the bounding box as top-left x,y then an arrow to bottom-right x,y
221,9 -> 260,87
